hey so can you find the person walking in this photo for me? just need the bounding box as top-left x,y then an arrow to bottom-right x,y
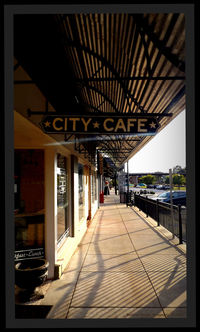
104,181 -> 110,195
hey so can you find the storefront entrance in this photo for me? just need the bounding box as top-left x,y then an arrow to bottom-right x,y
14,149 -> 45,261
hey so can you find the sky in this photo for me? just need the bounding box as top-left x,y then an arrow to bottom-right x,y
127,110 -> 186,173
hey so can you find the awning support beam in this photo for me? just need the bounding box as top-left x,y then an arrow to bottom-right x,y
26,108 -> 173,117
74,76 -> 185,83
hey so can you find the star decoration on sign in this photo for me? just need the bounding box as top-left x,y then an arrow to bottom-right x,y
149,121 -> 156,129
44,121 -> 51,128
93,121 -> 100,128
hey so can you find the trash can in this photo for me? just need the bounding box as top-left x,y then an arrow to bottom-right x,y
100,191 -> 104,203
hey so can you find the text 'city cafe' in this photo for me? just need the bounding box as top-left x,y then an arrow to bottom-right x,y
40,115 -> 160,135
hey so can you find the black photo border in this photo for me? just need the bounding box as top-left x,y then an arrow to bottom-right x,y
4,2 -> 196,328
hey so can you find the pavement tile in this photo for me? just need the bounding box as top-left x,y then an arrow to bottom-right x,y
163,307 -> 187,318
139,253 -> 186,272
82,253 -> 144,272
122,215 -> 147,221
94,223 -> 127,235
62,248 -> 89,273
123,221 -> 151,232
46,293 -> 72,319
70,271 -> 161,308
87,234 -> 135,254
42,271 -> 80,318
90,233 -> 129,243
97,217 -> 124,223
102,214 -> 122,219
77,230 -> 94,245
147,270 -> 187,308
134,242 -> 181,255
128,229 -> 163,238
129,236 -> 173,250
103,208 -> 121,213
67,307 -> 165,319
99,217 -> 123,224
41,274 -> 78,306
129,230 -> 164,240
118,210 -> 136,216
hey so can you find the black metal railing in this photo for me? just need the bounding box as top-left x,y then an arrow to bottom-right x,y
126,192 -> 186,244
126,191 -> 135,206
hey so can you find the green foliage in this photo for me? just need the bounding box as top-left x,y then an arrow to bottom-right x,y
165,174 -> 186,185
173,174 -> 186,185
138,174 -> 156,185
165,176 -> 169,184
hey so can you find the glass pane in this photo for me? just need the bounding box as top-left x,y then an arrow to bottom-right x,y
78,163 -> 85,220
91,171 -> 96,203
57,154 -> 69,242
95,172 -> 97,200
14,149 -> 45,260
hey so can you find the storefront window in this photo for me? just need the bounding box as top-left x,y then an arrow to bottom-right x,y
14,149 -> 45,261
95,172 -> 97,200
78,163 -> 85,220
57,154 -> 69,245
91,170 -> 97,203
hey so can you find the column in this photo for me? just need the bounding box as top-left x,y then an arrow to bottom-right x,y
44,148 -> 57,279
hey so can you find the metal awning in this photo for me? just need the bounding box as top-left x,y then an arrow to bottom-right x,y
14,13 -> 185,173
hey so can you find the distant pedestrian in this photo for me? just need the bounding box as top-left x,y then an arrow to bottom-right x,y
104,181 -> 110,195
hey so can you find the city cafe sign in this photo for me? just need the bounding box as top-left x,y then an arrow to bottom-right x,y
40,114 -> 159,135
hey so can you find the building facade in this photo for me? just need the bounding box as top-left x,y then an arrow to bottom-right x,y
14,62 -> 100,280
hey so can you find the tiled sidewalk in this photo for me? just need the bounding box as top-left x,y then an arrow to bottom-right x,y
41,191 -> 187,319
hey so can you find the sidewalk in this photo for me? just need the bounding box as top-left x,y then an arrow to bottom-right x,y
41,190 -> 187,319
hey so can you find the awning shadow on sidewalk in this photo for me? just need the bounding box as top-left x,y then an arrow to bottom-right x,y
38,191 -> 186,320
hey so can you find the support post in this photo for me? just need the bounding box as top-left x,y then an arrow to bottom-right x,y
156,199 -> 160,226
70,155 -> 76,237
134,192 -> 136,206
146,195 -> 148,217
115,172 -> 117,195
178,204 -> 183,244
139,194 -> 141,211
45,149 -> 57,280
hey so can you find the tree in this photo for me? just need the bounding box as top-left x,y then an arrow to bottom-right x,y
173,165 -> 182,174
165,176 -> 169,184
139,174 -> 156,185
164,174 -> 186,187
173,174 -> 186,187
173,165 -> 186,175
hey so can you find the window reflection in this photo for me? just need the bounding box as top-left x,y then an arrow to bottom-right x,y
78,163 -> 85,221
14,149 -> 45,260
57,154 -> 69,244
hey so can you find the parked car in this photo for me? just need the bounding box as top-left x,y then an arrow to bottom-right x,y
155,185 -> 164,189
150,190 -> 186,206
136,183 -> 147,188
163,185 -> 170,189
